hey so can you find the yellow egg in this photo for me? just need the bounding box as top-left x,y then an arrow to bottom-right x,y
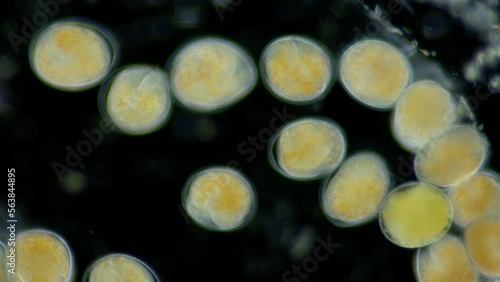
170,38 -> 257,112
464,219 -> 500,277
379,182 -> 452,248
15,230 -> 74,282
183,167 -> 256,231
416,235 -> 478,282
272,117 -> 346,180
102,65 -> 172,135
261,35 -> 334,104
86,254 -> 158,282
30,20 -> 116,91
392,81 -> 458,152
339,39 -> 411,109
415,125 -> 489,187
321,152 -> 390,226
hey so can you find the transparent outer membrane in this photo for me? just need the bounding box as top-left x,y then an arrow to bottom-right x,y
268,117 -> 347,181
339,39 -> 412,110
379,182 -> 453,248
414,125 -> 489,187
29,18 -> 118,91
321,152 -> 390,227
391,80 -> 458,152
14,229 -> 74,282
15,3 -> 500,281
182,166 -> 257,232
83,253 -> 160,282
168,37 -> 257,113
448,171 -> 500,228
414,235 -> 478,282
99,65 -> 172,135
464,219 -> 500,278
260,35 -> 335,104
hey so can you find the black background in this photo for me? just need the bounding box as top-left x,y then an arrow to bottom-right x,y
1,0 -> 499,281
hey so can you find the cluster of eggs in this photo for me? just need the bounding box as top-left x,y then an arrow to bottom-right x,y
338,40 -> 499,281
12,15 -> 498,281
0,229 -> 159,281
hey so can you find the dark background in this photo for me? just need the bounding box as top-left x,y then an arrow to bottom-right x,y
1,0 -> 499,281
